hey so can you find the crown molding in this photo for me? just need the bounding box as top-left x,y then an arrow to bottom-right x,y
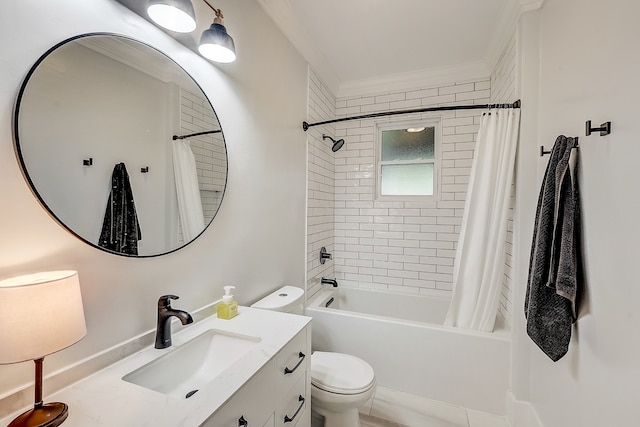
336,61 -> 490,99
484,1 -> 521,78
484,0 -> 545,83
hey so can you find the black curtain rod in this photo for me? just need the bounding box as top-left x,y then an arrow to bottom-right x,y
172,130 -> 222,140
302,99 -> 521,131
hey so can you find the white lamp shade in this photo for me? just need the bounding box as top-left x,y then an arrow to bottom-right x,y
0,270 -> 86,364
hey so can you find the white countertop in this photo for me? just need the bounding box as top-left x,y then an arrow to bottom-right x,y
1,307 -> 311,427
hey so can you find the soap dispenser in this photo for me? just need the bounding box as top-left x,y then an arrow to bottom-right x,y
217,286 -> 238,319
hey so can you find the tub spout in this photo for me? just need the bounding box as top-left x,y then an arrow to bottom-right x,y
321,277 -> 338,287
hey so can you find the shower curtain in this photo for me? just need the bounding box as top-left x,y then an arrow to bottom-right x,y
172,139 -> 205,241
444,108 -> 520,332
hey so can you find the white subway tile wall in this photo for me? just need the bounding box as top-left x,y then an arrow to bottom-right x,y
307,68 -> 337,300
332,80 -> 487,297
305,33 -> 517,326
179,88 -> 227,244
491,30 -> 518,327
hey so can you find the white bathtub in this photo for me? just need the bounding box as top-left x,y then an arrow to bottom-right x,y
305,287 -> 510,415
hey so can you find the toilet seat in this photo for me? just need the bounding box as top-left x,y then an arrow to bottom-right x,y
311,351 -> 375,395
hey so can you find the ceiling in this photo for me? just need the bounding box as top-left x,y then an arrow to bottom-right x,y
258,0 -> 536,97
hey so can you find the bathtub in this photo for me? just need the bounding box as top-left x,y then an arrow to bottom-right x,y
305,287 -> 510,415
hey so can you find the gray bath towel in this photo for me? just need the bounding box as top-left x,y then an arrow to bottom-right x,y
525,135 -> 582,361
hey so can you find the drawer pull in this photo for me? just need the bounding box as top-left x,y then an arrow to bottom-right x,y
238,415 -> 248,426
284,352 -> 306,375
283,395 -> 305,423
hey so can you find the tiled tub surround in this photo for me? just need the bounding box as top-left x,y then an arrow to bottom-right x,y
0,307 -> 311,426
332,80 -> 489,296
179,88 -> 227,231
490,30 -> 517,328
306,287 -> 510,415
305,71 -> 518,327
307,67 -> 338,301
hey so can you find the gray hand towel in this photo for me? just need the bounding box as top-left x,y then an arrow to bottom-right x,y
525,135 -> 582,361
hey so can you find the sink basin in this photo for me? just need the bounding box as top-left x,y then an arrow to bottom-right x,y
122,329 -> 261,398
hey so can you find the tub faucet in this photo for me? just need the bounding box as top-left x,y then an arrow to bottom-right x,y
155,295 -> 193,349
321,277 -> 338,287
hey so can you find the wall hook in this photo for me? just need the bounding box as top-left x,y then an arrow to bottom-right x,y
83,157 -> 93,166
140,166 -> 149,173
540,137 -> 579,157
586,120 -> 611,136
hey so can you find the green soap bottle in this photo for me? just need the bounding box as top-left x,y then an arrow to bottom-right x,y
217,286 -> 238,319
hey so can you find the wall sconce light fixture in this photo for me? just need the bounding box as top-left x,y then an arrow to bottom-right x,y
0,270 -> 86,427
147,0 -> 197,33
198,4 -> 236,63
146,0 -> 236,63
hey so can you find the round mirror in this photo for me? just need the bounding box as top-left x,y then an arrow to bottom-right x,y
14,33 -> 227,257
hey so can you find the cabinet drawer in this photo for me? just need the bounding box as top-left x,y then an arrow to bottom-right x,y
201,361 -> 275,427
275,328 -> 308,395
276,374 -> 307,427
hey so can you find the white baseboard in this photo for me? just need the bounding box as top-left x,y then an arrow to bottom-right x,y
506,391 -> 545,427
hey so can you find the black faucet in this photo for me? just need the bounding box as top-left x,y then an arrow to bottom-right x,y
155,295 -> 193,349
321,277 -> 338,287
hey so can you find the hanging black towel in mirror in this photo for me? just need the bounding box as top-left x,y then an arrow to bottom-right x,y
98,162 -> 142,255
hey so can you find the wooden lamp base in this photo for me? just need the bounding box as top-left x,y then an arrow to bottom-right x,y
8,402 -> 68,427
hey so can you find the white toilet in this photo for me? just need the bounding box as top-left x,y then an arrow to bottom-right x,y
251,286 -> 376,427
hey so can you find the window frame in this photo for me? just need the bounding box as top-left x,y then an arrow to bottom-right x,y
375,118 -> 442,201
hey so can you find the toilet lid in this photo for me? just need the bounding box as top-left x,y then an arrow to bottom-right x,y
311,352 -> 375,395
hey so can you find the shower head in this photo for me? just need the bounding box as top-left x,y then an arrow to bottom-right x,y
322,134 -> 345,152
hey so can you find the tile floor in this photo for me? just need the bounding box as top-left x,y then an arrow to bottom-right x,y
314,386 -> 511,427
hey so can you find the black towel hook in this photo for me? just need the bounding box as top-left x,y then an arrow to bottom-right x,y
540,138 -> 579,157
585,120 -> 611,136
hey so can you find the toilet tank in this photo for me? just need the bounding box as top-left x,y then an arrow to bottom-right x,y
250,286 -> 304,314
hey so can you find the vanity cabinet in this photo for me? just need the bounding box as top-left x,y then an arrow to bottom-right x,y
202,326 -> 311,427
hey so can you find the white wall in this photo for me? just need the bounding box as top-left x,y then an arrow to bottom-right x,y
512,1 -> 640,425
0,0 -> 307,408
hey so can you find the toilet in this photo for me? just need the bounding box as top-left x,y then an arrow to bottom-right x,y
251,286 -> 376,427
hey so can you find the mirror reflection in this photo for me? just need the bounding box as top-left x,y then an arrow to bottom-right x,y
15,34 -> 227,257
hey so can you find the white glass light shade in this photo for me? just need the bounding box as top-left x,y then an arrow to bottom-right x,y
147,0 -> 197,33
0,270 -> 86,364
198,23 -> 237,63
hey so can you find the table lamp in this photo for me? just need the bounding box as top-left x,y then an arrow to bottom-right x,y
0,270 -> 86,427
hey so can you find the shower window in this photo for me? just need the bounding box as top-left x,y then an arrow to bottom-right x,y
376,120 -> 440,199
